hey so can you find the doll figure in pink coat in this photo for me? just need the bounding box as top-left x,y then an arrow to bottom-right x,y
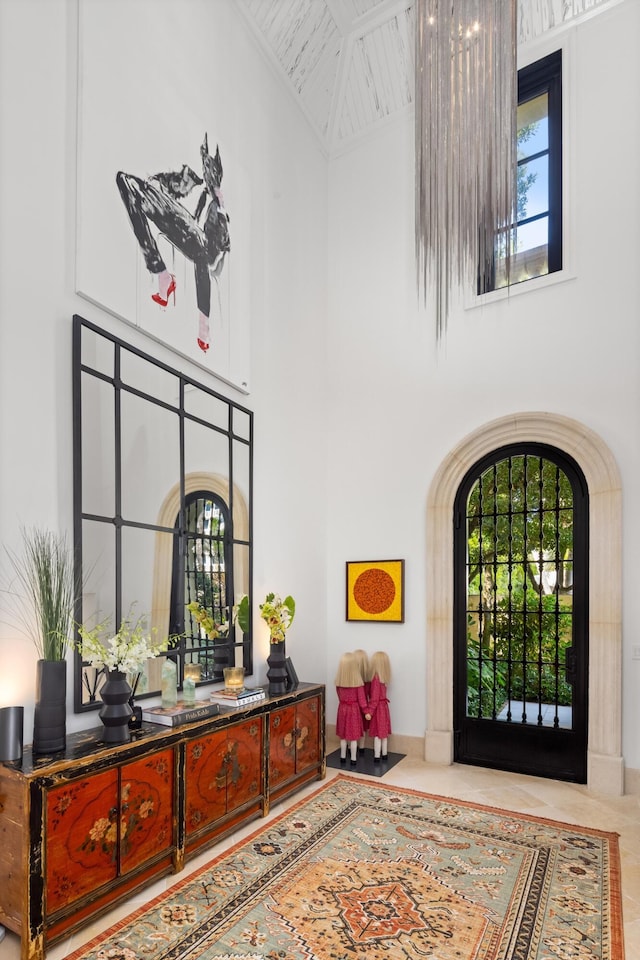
335,652 -> 370,764
368,651 -> 391,762
352,649 -> 370,753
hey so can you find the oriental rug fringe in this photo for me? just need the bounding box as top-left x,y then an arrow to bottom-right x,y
68,774 -> 624,960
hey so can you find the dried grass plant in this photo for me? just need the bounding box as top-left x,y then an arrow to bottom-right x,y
5,527 -> 76,661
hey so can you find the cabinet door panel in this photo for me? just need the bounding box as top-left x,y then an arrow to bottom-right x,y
46,769 -> 118,913
185,728 -> 229,834
120,748 -> 174,874
226,718 -> 262,811
269,705 -> 296,787
295,697 -> 321,774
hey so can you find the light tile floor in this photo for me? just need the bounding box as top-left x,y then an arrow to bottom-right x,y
1,758 -> 638,958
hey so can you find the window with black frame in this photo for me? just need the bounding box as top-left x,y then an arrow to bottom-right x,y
480,49 -> 562,293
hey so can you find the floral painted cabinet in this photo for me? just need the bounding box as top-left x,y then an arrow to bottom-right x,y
120,750 -> 174,872
0,682 -> 324,960
45,748 -> 174,914
185,717 -> 263,840
45,768 -> 118,914
269,695 -> 321,797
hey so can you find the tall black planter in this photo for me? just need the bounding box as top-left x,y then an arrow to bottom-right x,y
33,659 -> 67,755
267,641 -> 288,696
100,670 -> 133,744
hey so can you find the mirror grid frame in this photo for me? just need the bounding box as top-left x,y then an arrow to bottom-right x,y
72,314 -> 253,713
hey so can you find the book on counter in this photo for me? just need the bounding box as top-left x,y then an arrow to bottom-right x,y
209,686 -> 266,706
142,700 -> 221,727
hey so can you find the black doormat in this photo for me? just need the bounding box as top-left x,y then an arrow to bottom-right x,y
325,747 -> 405,777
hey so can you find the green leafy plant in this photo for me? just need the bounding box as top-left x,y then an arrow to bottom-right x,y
234,594 -> 250,635
5,527 -> 77,661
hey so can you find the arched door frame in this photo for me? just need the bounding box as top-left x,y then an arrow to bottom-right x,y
425,412 -> 624,795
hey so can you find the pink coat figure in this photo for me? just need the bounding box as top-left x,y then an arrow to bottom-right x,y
368,674 -> 391,739
352,649 -> 370,750
336,685 -> 368,742
335,652 -> 370,764
368,651 -> 391,761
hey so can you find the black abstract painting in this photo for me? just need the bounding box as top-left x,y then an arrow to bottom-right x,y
117,134 -> 230,354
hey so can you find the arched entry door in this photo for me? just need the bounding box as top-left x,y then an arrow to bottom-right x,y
453,443 -> 589,782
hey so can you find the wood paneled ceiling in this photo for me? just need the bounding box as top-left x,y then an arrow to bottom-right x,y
236,0 -> 615,157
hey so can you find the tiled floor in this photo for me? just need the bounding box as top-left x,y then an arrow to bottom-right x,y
1,757 -> 638,958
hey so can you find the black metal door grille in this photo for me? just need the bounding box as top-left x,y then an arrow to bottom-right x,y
454,443 -> 588,782
465,452 -> 574,726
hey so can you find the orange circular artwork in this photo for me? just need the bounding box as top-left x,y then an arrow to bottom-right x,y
353,568 -> 396,615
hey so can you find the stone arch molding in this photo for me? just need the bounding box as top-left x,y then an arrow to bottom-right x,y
425,412 -> 624,795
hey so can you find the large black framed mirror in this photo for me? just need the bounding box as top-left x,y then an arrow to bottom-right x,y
72,315 -> 253,712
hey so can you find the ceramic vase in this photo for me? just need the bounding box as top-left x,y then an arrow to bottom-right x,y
33,659 -> 67,754
100,670 -> 133,744
266,640 -> 288,696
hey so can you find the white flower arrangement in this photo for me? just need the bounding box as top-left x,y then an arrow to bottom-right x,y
79,609 -> 169,674
259,592 -> 295,644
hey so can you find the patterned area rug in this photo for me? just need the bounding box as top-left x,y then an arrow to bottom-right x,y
68,774 -> 624,960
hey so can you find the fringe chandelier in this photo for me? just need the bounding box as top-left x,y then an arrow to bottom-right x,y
415,0 -> 518,339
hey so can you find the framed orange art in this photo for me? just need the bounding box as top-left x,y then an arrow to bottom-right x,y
346,559 -> 405,622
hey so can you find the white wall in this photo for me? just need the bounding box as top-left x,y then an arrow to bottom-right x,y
326,0 -> 640,773
0,0 -> 329,736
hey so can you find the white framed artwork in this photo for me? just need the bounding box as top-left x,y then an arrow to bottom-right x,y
75,1 -> 250,393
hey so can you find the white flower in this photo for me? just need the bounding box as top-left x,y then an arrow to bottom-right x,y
79,609 -> 169,673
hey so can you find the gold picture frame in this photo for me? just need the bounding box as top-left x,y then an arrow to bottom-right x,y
346,559 -> 405,622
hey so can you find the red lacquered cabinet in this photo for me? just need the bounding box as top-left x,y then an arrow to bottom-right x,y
0,682 -> 325,960
45,748 -> 174,915
185,717 -> 262,846
119,750 -> 174,873
268,695 -> 322,801
45,767 -> 119,914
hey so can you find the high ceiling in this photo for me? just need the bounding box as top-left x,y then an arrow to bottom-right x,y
236,0 -> 614,157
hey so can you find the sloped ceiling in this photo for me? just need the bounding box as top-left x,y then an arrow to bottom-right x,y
236,0 -> 615,157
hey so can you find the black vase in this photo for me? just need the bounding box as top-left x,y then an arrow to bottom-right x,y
99,670 -> 133,744
266,641 -> 288,696
33,659 -> 67,755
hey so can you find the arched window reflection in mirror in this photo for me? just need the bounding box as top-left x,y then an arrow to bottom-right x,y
177,491 -> 231,659
72,315 -> 253,712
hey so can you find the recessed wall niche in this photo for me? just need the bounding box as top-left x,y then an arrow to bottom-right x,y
72,315 -> 253,712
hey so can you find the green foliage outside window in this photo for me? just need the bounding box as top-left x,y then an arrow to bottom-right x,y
465,455 -> 574,719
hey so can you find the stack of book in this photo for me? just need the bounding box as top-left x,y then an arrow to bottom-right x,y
209,686 -> 266,707
142,700 -> 221,727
